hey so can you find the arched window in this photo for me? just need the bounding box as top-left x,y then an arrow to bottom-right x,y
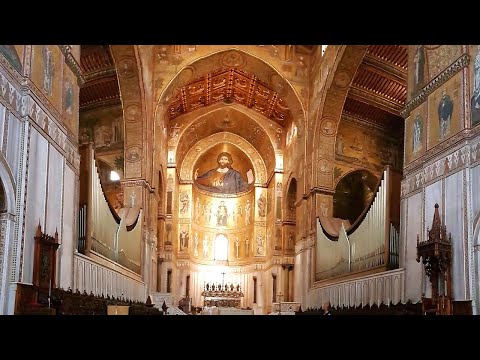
286,178 -> 297,222
214,234 -> 228,261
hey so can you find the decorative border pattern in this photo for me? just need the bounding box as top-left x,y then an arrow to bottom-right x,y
58,46 -> 85,86
121,179 -> 155,193
0,52 -> 23,83
1,48 -> 80,171
401,53 -> 470,118
0,215 -> 6,302
24,78 -> 62,121
463,169 -> 470,298
0,72 -> 80,172
17,122 -> 29,283
1,109 -> 8,157
401,138 -> 480,198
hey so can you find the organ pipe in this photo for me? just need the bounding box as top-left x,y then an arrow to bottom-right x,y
315,166 -> 400,281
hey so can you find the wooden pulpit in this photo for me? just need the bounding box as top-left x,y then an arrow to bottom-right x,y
416,204 -> 452,315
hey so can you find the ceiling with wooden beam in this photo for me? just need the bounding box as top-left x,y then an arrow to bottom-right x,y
166,67 -> 291,125
79,45 -> 120,110
345,45 -> 407,131
78,45 -> 407,135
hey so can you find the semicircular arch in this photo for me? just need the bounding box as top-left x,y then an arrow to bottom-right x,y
174,105 -> 276,177
180,132 -> 267,186
154,48 -> 307,150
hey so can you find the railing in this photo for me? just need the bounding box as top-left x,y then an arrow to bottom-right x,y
74,252 -> 145,302
309,268 -> 405,309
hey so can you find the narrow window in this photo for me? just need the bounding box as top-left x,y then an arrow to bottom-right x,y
253,276 -> 257,304
272,274 -> 277,302
186,275 -> 190,297
167,269 -> 172,293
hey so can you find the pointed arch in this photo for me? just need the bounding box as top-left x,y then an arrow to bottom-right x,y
285,176 -> 298,223
311,46 -> 368,189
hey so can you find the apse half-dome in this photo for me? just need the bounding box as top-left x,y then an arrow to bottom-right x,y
193,143 -> 254,196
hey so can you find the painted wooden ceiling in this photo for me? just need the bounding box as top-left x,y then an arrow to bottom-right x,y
79,45 -> 120,110
345,45 -> 407,132
166,67 -> 291,125
79,45 -> 408,133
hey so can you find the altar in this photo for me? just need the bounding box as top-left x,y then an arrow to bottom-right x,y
201,281 -> 244,310
201,307 -> 254,315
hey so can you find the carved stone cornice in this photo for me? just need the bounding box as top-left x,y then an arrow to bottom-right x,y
404,129 -> 471,174
58,45 -> 86,86
401,135 -> 480,198
0,72 -> 23,118
0,52 -> 23,83
24,92 -> 80,171
401,53 -> 470,118
282,256 -> 295,265
23,78 -> 62,123
2,51 -> 68,128
0,71 -> 80,172
176,260 -> 190,268
121,179 -> 155,193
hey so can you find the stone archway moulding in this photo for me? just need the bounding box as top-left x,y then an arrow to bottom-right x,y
110,45 -> 148,180
170,105 -> 280,178
155,48 -> 306,126
311,45 -> 368,190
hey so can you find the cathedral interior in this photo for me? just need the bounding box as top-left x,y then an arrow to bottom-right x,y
0,44 -> 479,315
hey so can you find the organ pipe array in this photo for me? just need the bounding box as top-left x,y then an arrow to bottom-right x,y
316,166 -> 400,281
78,143 -> 142,274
